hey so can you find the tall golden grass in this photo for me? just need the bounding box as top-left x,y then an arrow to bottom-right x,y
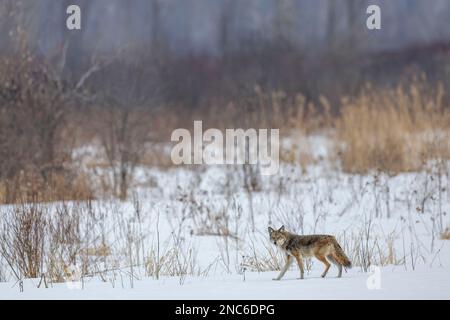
335,81 -> 450,173
1,78 -> 449,204
0,171 -> 94,204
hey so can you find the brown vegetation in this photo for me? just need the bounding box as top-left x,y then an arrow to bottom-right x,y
336,81 -> 450,174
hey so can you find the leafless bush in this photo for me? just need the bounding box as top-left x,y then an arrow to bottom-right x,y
0,202 -> 46,279
0,49 -> 95,204
0,200 -> 109,283
95,108 -> 151,200
46,203 -> 82,282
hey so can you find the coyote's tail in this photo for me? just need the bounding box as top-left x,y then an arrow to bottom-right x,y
332,238 -> 352,268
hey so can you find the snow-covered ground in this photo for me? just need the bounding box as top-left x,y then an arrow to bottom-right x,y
0,138 -> 449,299
2,266 -> 449,300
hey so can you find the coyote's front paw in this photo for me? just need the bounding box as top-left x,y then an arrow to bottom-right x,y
272,278 -> 281,281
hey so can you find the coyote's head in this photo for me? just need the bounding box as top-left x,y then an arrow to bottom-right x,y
268,225 -> 287,246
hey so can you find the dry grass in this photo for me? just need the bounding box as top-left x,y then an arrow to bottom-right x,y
441,228 -> 450,240
241,242 -> 284,272
226,82 -> 450,175
0,170 -> 95,204
335,81 -> 450,174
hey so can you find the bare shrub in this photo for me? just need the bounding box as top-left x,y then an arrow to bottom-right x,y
95,108 -> 150,200
0,203 -> 46,279
0,51 -> 94,204
46,203 -> 83,282
0,201 -> 105,283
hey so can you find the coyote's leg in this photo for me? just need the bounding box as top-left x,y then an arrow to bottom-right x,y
273,254 -> 292,280
327,254 -> 343,278
292,252 -> 305,279
316,254 -> 331,278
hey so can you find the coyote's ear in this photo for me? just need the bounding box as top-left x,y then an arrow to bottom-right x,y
268,227 -> 275,234
279,225 -> 285,232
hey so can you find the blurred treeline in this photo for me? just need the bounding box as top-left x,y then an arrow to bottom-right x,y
1,0 -> 450,109
0,0 -> 450,203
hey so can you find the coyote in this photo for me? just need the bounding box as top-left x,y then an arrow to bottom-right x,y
268,226 -> 351,280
